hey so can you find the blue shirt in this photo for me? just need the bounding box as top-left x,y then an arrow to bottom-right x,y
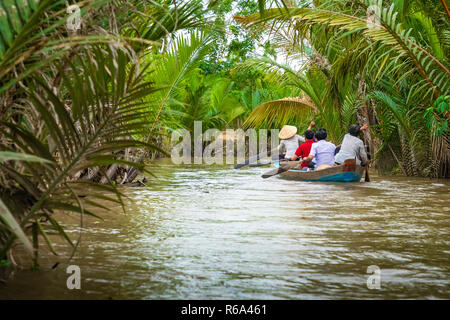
309,140 -> 336,168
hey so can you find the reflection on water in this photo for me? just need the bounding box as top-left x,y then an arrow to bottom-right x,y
1,159 -> 449,299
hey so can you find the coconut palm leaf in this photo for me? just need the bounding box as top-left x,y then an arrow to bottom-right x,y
369,89 -> 422,175
243,96 -> 317,129
0,0 -> 120,94
340,92 -> 359,139
0,152 -> 53,164
236,0 -> 450,98
237,57 -> 322,105
0,198 -> 33,256
146,30 -> 214,137
210,78 -> 246,124
121,0 -> 208,47
0,44 -> 162,260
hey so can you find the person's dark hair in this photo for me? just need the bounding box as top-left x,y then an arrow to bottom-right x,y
315,128 -> 327,141
348,124 -> 361,137
304,129 -> 315,140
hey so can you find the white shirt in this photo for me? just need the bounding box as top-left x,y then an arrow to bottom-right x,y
309,140 -> 336,168
334,134 -> 368,165
278,134 -> 305,158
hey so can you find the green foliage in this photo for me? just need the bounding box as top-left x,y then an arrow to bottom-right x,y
201,0 -> 262,73
0,0 -> 114,94
0,45 -> 162,259
0,0 -> 212,264
121,0 -> 208,46
144,30 -> 214,137
0,259 -> 11,267
235,0 -> 449,177
424,96 -> 449,136
243,97 -> 317,129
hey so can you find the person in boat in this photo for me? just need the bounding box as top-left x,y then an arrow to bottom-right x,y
302,128 -> 336,170
334,124 -> 368,166
290,129 -> 315,171
277,122 -> 315,159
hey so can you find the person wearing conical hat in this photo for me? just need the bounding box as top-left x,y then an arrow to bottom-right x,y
277,121 -> 315,159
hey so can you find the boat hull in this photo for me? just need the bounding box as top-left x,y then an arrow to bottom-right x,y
274,159 -> 365,182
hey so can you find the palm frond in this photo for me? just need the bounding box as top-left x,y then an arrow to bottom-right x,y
0,44 -> 161,259
121,0 -> 208,46
146,30 -> 214,135
236,1 -> 450,98
243,96 -> 317,129
0,0 -> 119,94
0,198 -> 33,256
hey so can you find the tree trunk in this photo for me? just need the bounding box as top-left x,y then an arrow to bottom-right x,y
100,164 -> 119,184
356,77 -> 380,164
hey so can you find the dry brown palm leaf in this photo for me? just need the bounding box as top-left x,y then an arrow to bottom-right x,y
243,96 -> 318,129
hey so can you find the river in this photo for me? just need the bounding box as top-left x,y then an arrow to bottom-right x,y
1,159 -> 449,299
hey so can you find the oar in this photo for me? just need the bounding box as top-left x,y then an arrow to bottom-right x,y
364,160 -> 371,182
234,148 -> 279,169
261,160 -> 302,179
249,157 -> 288,167
249,161 -> 271,167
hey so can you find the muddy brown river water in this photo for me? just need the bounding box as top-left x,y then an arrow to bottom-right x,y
1,159 -> 449,299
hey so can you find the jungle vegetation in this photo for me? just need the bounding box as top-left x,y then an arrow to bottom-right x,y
0,0 -> 448,266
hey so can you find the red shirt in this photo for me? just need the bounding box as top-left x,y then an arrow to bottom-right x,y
295,140 -> 314,168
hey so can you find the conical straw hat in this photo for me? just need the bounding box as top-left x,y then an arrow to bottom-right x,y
279,125 -> 297,140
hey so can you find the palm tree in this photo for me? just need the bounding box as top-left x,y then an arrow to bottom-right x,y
235,0 -> 449,177
0,0 -> 213,266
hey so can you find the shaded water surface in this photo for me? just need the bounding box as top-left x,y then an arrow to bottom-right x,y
1,159 -> 449,299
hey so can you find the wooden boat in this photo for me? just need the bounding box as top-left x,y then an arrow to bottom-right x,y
273,159 -> 365,182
